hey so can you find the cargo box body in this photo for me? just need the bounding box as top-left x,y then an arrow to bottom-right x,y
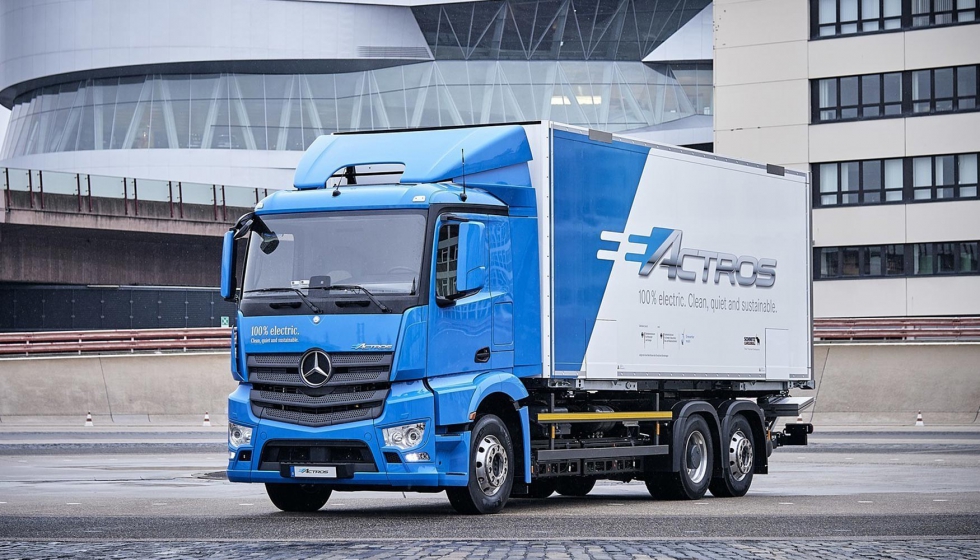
523,123 -> 812,384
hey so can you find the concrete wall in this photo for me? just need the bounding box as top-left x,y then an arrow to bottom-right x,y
0,352 -> 235,424
801,343 -> 980,425
1,343 -> 977,426
0,223 -> 223,285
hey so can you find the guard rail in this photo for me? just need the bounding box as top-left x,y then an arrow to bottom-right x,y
1,318 -> 979,356
0,328 -> 231,356
813,317 -> 980,341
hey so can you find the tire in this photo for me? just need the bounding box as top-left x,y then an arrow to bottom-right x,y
446,414 -> 515,514
708,415 -> 755,498
645,415 -> 714,501
265,483 -> 332,512
556,477 -> 596,497
644,475 -> 677,500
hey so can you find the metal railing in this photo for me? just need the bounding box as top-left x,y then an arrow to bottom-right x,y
0,328 -> 231,356
2,318 -> 979,357
2,167 -> 269,222
814,317 -> 980,342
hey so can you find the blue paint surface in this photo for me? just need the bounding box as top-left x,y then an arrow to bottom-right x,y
294,125 -> 532,189
257,183 -> 506,216
238,313 -> 402,355
551,129 -> 649,371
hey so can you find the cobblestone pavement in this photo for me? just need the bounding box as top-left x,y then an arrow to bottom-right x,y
1,539 -> 978,559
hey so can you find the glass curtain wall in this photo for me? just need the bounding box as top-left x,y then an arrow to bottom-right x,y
1,61 -> 709,159
0,0 -> 714,159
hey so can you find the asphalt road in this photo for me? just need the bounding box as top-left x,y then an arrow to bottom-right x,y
0,429 -> 978,558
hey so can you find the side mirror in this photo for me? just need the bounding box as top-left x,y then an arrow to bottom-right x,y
455,221 -> 487,295
220,230 -> 237,301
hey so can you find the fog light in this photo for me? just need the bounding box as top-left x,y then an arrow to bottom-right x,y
383,422 -> 426,450
228,422 -> 252,448
228,451 -> 236,460
404,452 -> 430,462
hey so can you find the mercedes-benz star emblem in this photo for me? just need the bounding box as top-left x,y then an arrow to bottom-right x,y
299,349 -> 331,388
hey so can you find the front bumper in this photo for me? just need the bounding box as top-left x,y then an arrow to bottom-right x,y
226,379 -> 470,488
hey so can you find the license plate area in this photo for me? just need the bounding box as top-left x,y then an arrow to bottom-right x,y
282,464 -> 356,479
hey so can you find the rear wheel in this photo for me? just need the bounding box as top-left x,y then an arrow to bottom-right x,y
556,477 -> 596,497
447,414 -> 514,514
265,483 -> 332,512
645,415 -> 714,500
709,415 -> 755,498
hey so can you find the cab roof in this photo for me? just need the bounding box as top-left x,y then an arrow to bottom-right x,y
255,182 -> 507,215
293,125 -> 532,189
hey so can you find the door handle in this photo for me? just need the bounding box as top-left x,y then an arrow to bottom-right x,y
474,347 -> 490,363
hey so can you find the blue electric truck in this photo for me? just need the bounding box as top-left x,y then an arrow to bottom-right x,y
222,122 -> 814,514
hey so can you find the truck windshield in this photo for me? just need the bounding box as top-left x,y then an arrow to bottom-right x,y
242,212 -> 426,296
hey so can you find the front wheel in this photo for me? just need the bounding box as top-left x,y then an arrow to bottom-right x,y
265,483 -> 332,512
709,415 -> 755,498
447,414 -> 514,514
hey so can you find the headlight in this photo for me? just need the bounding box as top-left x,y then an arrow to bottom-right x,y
229,422 -> 252,448
382,422 -> 426,450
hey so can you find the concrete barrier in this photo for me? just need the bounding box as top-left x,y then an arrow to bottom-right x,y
1,343 -> 978,426
800,342 -> 980,426
0,352 -> 235,425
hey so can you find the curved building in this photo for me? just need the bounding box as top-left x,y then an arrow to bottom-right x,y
0,0 -> 713,189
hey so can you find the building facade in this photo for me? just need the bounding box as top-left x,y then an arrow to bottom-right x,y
714,0 -> 980,318
0,0 -> 715,331
0,0 -> 714,190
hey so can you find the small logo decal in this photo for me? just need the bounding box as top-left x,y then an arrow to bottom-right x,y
299,349 -> 332,387
351,343 -> 393,351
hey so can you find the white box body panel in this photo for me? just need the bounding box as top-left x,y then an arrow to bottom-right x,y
531,123 -> 812,383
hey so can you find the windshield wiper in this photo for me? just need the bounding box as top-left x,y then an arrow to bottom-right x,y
244,287 -> 323,314
315,284 -> 391,313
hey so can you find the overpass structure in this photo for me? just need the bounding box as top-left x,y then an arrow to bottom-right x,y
0,166 -> 264,332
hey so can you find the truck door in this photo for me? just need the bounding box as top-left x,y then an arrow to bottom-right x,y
427,214 -> 493,376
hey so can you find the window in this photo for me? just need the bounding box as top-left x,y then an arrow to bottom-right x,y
885,245 -> 906,275
813,66 -> 978,123
812,0 -> 976,37
815,244 -> 905,278
435,223 -> 459,299
912,154 -> 978,200
815,159 -> 903,205
815,242 -> 980,279
814,73 -> 902,122
961,242 -> 979,272
913,66 -> 979,114
819,247 -> 840,278
815,153 -> 978,207
912,0 -> 977,26
814,0 -> 902,36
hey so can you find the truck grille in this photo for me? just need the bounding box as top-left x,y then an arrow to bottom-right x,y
247,352 -> 392,427
259,439 -> 378,472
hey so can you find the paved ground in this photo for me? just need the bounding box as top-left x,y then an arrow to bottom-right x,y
0,427 -> 977,558
1,539 -> 979,559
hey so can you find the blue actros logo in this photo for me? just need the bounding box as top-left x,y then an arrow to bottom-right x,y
602,227 -> 777,288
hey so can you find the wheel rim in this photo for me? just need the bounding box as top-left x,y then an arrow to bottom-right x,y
685,431 -> 708,485
475,434 -> 508,497
729,430 -> 754,481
